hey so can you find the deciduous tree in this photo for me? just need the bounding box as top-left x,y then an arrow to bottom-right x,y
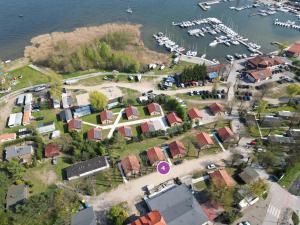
89,91 -> 108,111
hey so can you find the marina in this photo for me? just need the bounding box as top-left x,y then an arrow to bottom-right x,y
169,17 -> 263,60
274,19 -> 300,31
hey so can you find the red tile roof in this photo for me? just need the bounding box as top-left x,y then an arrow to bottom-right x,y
197,132 -> 214,147
188,108 -> 203,120
209,103 -> 224,115
68,118 -> 82,131
121,155 -> 141,174
168,140 -> 186,158
287,43 -> 300,55
248,55 -> 285,67
130,211 -> 167,225
217,127 -> 234,141
0,133 -> 16,142
147,147 -> 166,165
201,201 -> 224,221
87,128 -> 102,141
210,169 -> 236,188
147,103 -> 161,114
44,143 -> 60,158
207,64 -> 225,73
99,110 -> 113,122
166,112 -> 183,125
118,126 -> 132,138
141,122 -> 150,134
248,68 -> 272,81
125,106 -> 139,118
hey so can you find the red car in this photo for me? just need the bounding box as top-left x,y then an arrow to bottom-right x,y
249,140 -> 257,145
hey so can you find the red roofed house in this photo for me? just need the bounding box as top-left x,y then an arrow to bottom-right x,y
44,143 -> 60,158
68,118 -> 82,132
246,68 -> 273,83
210,169 -> 236,188
100,110 -> 113,124
140,120 -> 164,134
0,133 -> 16,143
147,103 -> 161,116
208,103 -> 225,116
247,55 -> 285,69
188,108 -> 203,123
168,140 -> 186,159
87,128 -> 102,141
196,132 -> 214,149
121,155 -> 141,177
200,201 -> 224,222
130,211 -> 167,225
217,126 -> 234,142
125,106 -> 139,120
118,126 -> 133,140
147,147 -> 166,166
286,42 -> 300,57
166,112 -> 183,127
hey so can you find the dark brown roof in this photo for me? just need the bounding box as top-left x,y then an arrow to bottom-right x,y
44,143 -> 60,158
168,140 -> 186,158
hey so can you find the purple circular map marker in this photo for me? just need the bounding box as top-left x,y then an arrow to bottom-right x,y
157,161 -> 171,175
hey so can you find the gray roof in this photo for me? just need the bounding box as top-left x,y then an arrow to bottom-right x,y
71,207 -> 96,225
74,106 -> 91,118
145,185 -> 209,225
8,112 -> 23,127
268,135 -> 295,144
60,109 -> 73,122
278,111 -> 297,118
64,156 -> 109,180
5,145 -> 33,160
6,184 -> 28,209
94,129 -> 102,140
124,126 -> 132,137
37,122 -> 56,134
239,167 -> 260,184
16,95 -> 25,105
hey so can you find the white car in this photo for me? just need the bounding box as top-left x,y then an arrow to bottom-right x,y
207,163 -> 216,170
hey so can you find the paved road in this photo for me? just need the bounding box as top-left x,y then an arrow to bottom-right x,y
85,151 -> 232,212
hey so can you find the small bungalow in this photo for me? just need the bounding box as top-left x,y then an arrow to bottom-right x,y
168,140 -> 187,159
147,102 -> 161,116
210,169 -> 236,188
286,129 -> 300,141
100,110 -> 114,124
6,184 -> 28,210
286,42 -> 300,57
0,133 -> 16,143
8,112 -> 23,128
268,135 -> 295,144
130,211 -> 167,225
196,132 -> 214,149
44,143 -> 60,158
208,103 -> 225,116
4,145 -> 34,162
166,112 -> 183,127
239,167 -> 260,184
68,118 -> 82,132
141,120 -> 164,134
37,122 -> 56,134
118,126 -> 133,140
125,106 -> 139,120
87,128 -> 102,142
73,105 -> 91,118
64,156 -> 109,180
71,207 -> 97,225
16,94 -> 25,106
121,155 -> 141,177
217,127 -> 234,142
147,147 -> 166,166
188,108 -> 203,123
59,109 -> 73,122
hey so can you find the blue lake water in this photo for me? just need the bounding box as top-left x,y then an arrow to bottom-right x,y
0,0 -> 299,60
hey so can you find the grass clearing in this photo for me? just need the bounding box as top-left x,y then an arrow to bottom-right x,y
82,113 -> 100,124
8,66 -> 49,91
94,167 -> 123,194
279,162 -> 300,188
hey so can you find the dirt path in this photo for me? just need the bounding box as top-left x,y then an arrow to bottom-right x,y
0,98 -> 15,131
86,151 -> 232,213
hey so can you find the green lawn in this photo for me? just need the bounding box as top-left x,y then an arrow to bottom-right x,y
119,87 -> 141,99
79,76 -> 106,86
24,157 -> 71,195
265,105 -> 300,113
60,69 -> 105,79
81,113 -> 100,124
279,162 -> 300,188
193,180 -> 209,191
94,167 -> 123,194
8,66 -> 49,91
